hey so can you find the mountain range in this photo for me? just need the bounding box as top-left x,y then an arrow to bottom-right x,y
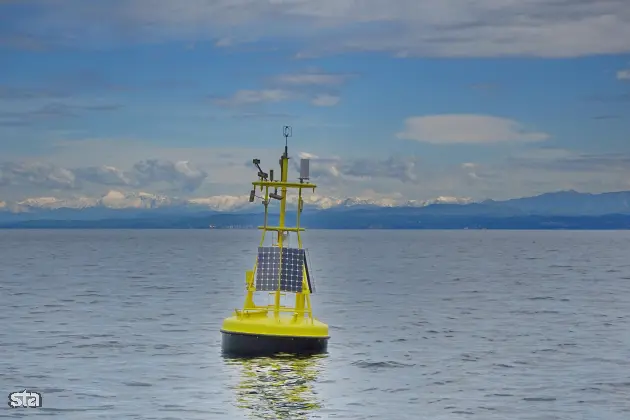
1,189 -> 630,229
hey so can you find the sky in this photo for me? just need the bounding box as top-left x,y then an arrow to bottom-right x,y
1,0 -> 630,204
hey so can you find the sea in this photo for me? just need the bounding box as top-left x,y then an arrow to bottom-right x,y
1,229 -> 629,419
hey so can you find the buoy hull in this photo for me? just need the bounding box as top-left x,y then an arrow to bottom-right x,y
221,312 -> 328,357
221,331 -> 328,357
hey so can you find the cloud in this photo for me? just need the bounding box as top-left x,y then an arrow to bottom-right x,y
266,71 -> 353,107
294,154 -> 420,183
342,157 -> 419,182
273,72 -> 355,86
73,165 -> 131,186
0,101 -> 122,127
311,94 -> 340,107
0,157 -> 208,199
0,70 -> 191,105
0,86 -> 69,100
554,154 -> 630,173
461,162 -> 482,180
0,162 -> 77,190
212,89 -> 295,107
1,0 -> 629,57
287,148 -> 630,201
130,160 -> 207,191
228,112 -> 296,120
508,149 -> 630,173
425,149 -> 630,200
3,137 -> 630,203
618,69 -> 630,80
211,70 -> 351,108
213,88 -> 342,108
396,114 -> 550,144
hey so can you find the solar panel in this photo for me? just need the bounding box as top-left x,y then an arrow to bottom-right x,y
280,247 -> 305,293
255,246 -> 281,291
255,246 -> 305,293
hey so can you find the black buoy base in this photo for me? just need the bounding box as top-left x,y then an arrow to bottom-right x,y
221,330 -> 328,357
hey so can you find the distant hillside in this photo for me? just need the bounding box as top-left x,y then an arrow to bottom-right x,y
2,189 -> 630,229
2,210 -> 630,229
482,190 -> 630,216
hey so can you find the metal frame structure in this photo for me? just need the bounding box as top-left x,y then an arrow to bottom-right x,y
239,126 -> 318,321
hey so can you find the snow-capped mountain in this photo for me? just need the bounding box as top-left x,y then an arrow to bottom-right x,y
16,196 -> 98,210
2,190 -> 630,228
98,191 -> 177,209
187,195 -> 252,211
6,189 -> 630,217
4,191 -> 179,212
0,190 -> 474,213
300,195 -> 473,209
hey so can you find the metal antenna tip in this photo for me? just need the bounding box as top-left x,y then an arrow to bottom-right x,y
282,125 -> 292,155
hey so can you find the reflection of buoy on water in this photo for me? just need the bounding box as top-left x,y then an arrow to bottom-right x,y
220,126 -> 329,357
226,355 -> 325,418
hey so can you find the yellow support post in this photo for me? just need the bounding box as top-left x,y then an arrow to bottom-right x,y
274,150 -> 289,318
294,186 -> 305,318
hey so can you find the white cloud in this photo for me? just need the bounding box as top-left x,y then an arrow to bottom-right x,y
396,114 -> 550,144
311,94 -> 340,107
461,162 -> 480,179
3,139 -> 293,198
131,159 -> 207,191
273,72 -> 352,86
213,89 -> 294,106
3,0 -> 629,57
507,149 -> 630,173
617,69 -> 630,80
3,137 -> 630,203
297,154 -> 421,183
0,157 -> 208,198
0,161 -> 77,190
458,150 -> 630,199
214,37 -> 233,47
215,88 -> 341,108
507,147 -> 576,161
73,165 -> 131,186
298,152 -> 319,159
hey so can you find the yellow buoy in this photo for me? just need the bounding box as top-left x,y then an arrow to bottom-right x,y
221,126 -> 329,357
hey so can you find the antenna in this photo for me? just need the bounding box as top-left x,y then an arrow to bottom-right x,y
283,125 -> 292,156
249,126 -> 292,204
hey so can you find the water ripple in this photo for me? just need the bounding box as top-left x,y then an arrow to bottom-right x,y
1,229 -> 629,419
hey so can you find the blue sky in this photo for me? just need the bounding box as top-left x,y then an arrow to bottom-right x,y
1,0 -> 630,205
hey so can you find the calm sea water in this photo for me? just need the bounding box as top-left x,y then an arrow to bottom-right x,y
1,229 -> 630,419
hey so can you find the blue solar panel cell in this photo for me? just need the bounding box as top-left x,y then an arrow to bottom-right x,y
255,246 -> 304,292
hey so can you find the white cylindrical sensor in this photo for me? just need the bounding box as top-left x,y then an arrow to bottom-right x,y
300,159 -> 310,179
